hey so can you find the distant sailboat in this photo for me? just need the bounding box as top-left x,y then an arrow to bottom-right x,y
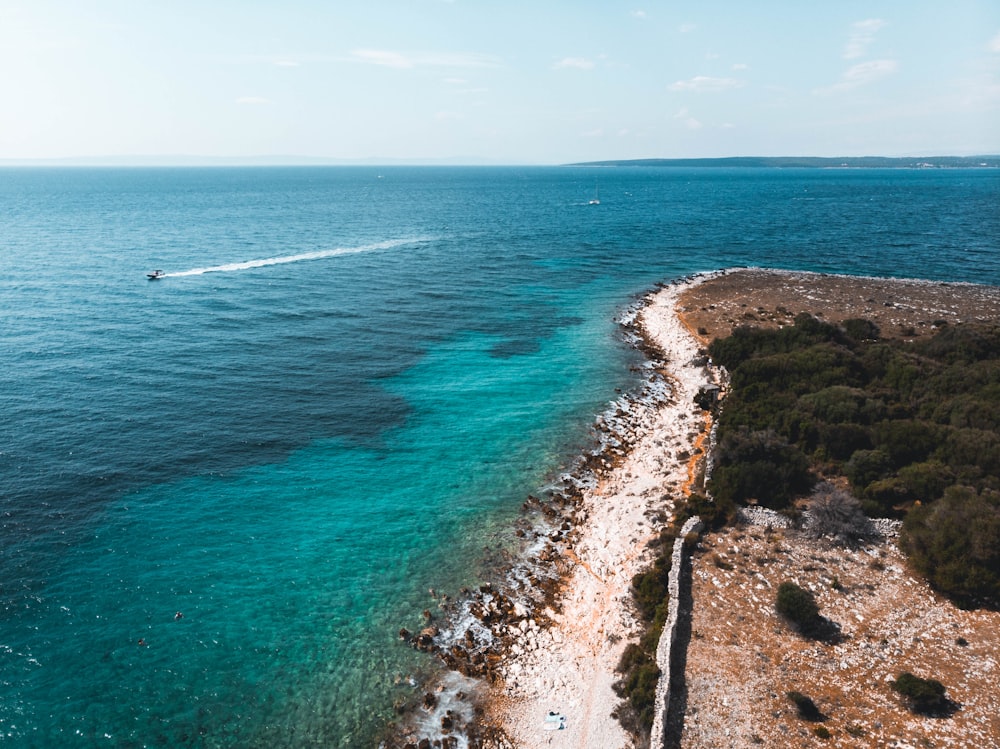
589,182 -> 600,205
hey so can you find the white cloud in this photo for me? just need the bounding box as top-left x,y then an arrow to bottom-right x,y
631,10 -> 646,19
421,51 -> 501,68
673,107 -> 702,129
732,63 -> 749,71
273,60 -> 299,67
351,49 -> 413,69
435,111 -> 463,121
554,57 -> 595,70
990,30 -> 1000,53
679,23 -> 696,34
348,49 -> 500,69
443,77 -> 487,94
236,96 -> 270,105
844,18 -> 886,60
816,59 -> 899,94
847,58 -> 898,82
668,75 -> 742,92
582,128 -> 605,137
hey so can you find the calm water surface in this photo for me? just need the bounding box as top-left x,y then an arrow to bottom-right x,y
1,166 -> 998,746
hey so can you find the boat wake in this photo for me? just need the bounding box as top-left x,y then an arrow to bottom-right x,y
161,237 -> 429,277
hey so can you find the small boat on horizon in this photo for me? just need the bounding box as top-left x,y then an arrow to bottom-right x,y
147,270 -> 165,280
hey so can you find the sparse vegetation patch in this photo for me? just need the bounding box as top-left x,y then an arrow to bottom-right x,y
891,671 -> 958,716
787,691 -> 825,721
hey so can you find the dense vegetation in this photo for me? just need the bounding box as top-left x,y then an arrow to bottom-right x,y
707,313 -> 1000,607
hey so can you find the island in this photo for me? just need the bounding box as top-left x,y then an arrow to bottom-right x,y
565,156 -> 1000,169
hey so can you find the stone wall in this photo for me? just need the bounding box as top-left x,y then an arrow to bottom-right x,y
649,515 -> 703,749
737,505 -> 901,538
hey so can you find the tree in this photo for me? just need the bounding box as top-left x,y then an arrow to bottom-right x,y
900,485 -> 1000,607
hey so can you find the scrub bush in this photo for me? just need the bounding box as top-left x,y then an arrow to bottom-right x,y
891,672 -> 952,715
775,582 -> 820,631
805,482 -> 875,546
900,485 -> 1000,607
787,691 -> 824,721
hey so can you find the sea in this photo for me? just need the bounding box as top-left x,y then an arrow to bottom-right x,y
1,166 -> 998,747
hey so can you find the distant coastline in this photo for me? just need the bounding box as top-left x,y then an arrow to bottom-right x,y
4,155 -> 998,169
566,155 -> 1000,169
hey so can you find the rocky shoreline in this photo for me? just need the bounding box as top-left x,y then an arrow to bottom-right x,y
384,267 -> 1000,749
384,273 -> 721,749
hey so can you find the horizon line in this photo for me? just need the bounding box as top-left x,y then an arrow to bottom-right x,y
1,153 -> 998,168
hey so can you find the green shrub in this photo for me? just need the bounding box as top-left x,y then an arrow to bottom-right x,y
786,691 -> 823,721
900,485 -> 1000,606
731,346 -> 862,395
618,531 -> 677,738
679,492 -> 736,530
817,422 -> 872,461
799,385 -> 867,424
775,582 -> 820,629
710,428 -> 813,510
613,647 -> 661,734
842,318 -> 880,342
615,642 -> 646,674
845,449 -> 892,492
938,428 -> 1000,476
874,419 -> 941,468
897,460 -> 954,503
891,672 -> 949,714
625,660 -> 660,726
913,323 -> 1000,364
631,553 -> 671,623
862,476 -> 911,516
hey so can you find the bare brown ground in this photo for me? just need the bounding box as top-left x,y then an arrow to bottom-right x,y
677,267 -> 1000,346
675,269 -> 1000,749
683,528 -> 1000,748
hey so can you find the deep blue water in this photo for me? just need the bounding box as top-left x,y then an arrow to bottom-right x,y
1,166 -> 998,746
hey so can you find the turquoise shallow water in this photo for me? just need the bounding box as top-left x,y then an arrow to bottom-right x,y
1,166 -> 998,746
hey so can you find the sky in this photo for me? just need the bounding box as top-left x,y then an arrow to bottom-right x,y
1,1 -> 999,164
